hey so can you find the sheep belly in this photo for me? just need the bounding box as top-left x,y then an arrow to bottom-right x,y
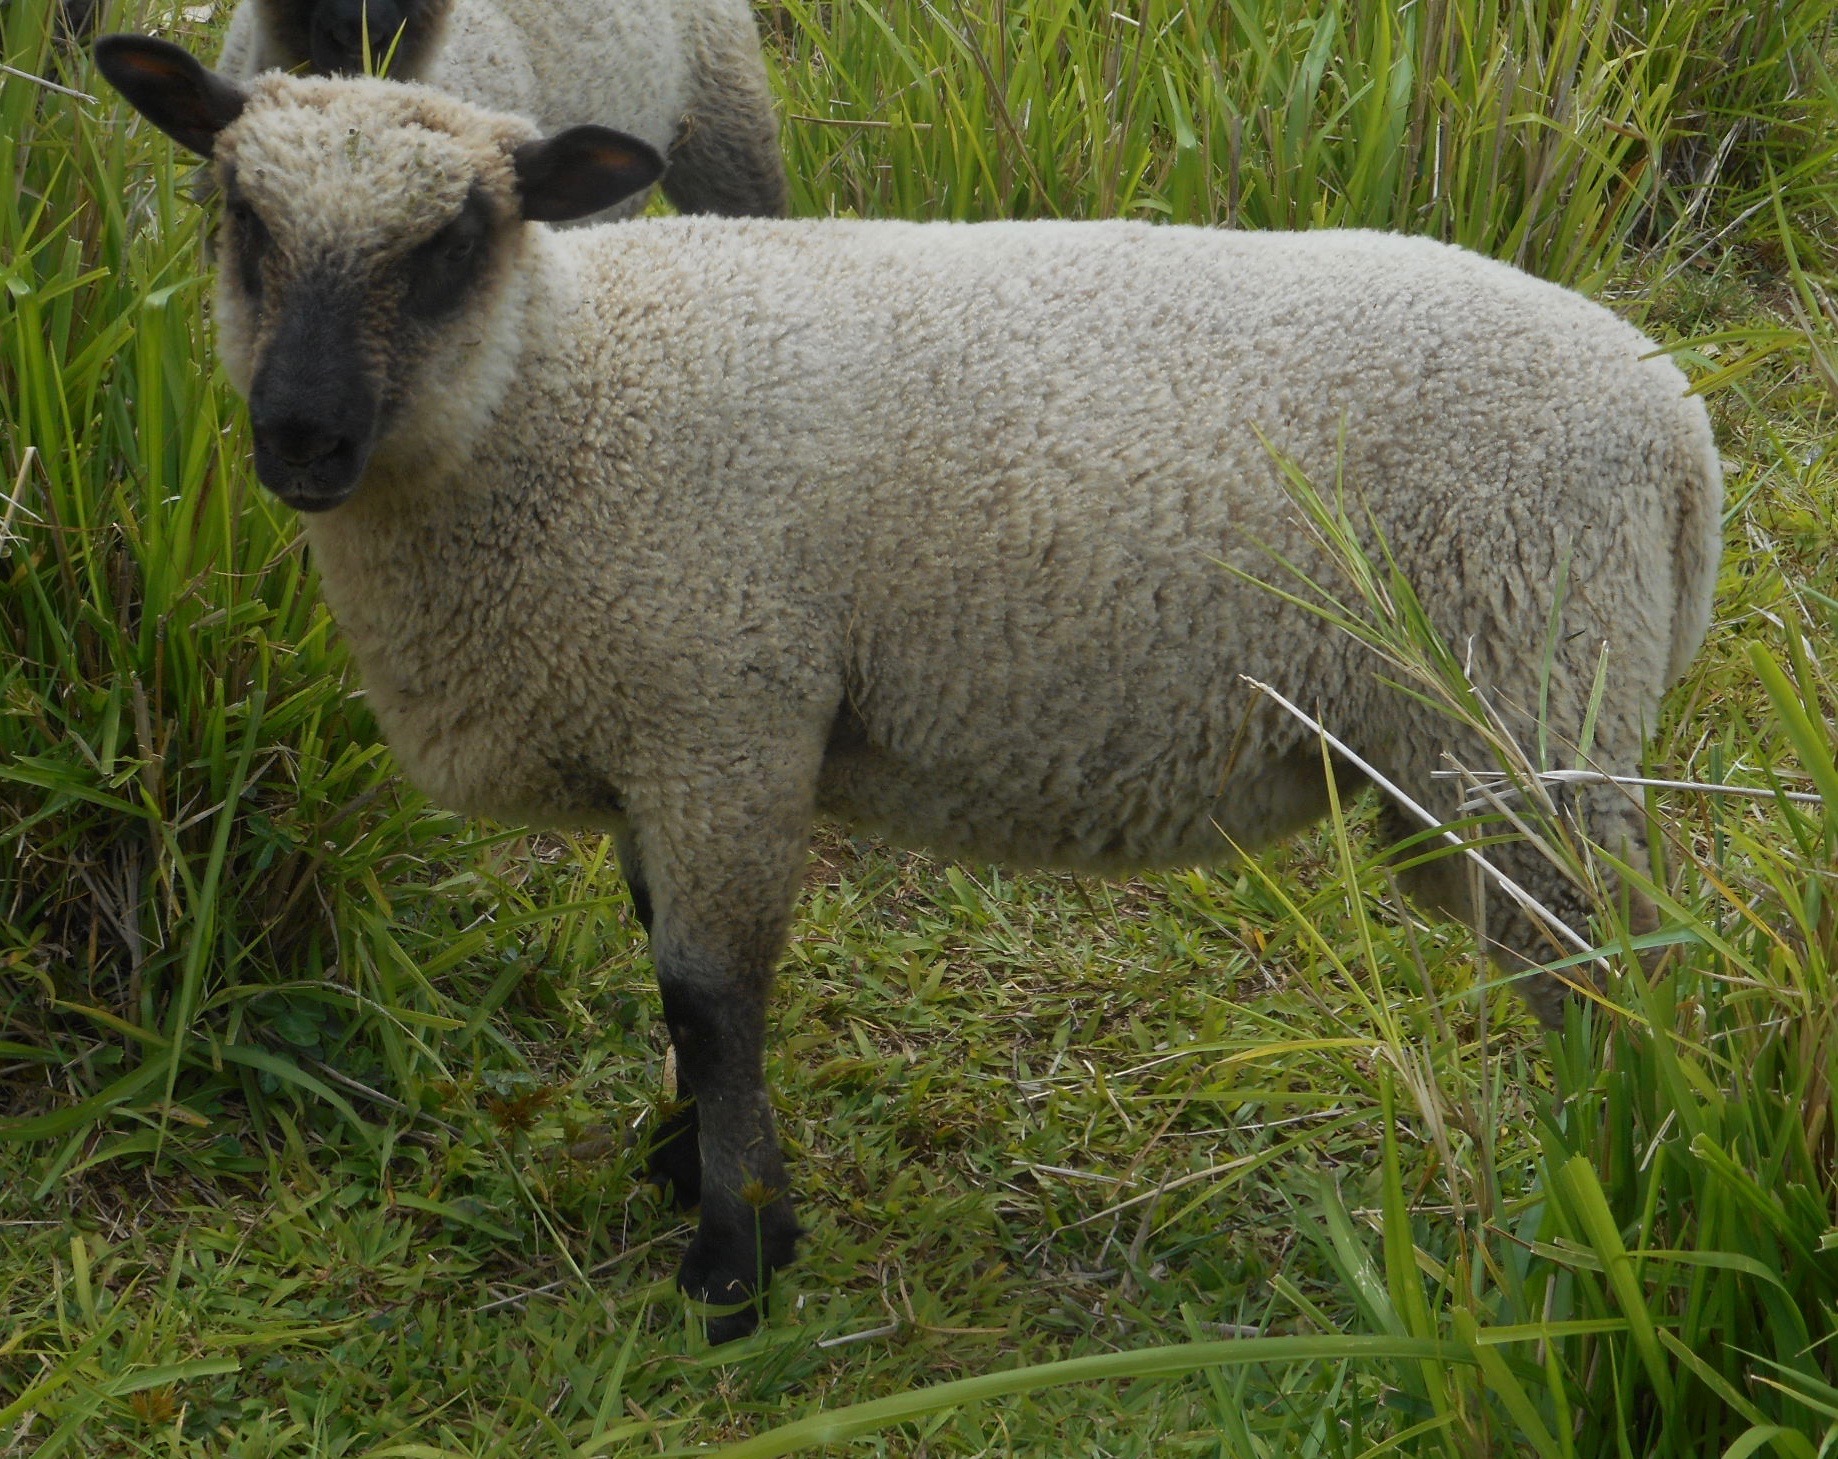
812,556 -> 1353,870
816,726 -> 1340,873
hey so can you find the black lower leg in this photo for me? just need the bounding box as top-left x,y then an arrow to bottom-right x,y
644,1072 -> 702,1208
618,827 -> 696,1196
659,978 -> 798,1342
615,826 -> 654,938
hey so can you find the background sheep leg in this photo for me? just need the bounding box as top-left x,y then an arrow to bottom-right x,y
661,10 -> 788,218
618,824 -> 704,1208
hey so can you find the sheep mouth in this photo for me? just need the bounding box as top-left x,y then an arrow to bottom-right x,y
308,1 -> 412,77
252,430 -> 374,512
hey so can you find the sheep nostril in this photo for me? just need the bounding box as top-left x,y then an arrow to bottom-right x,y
263,422 -> 345,468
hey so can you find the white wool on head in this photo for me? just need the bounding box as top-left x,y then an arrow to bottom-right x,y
220,73 -> 531,254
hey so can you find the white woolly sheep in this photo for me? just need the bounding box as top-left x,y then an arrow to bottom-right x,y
216,0 -> 787,219
95,38 -> 1723,1343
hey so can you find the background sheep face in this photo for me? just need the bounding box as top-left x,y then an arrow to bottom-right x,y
254,0 -> 449,78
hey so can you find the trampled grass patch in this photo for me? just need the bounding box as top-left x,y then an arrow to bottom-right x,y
4,0 -> 1838,1454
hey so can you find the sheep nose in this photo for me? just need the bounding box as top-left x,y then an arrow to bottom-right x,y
249,410 -> 371,510
246,272 -> 378,509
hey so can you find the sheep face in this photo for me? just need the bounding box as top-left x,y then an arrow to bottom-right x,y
94,35 -> 664,510
253,0 -> 453,79
213,91 -> 530,509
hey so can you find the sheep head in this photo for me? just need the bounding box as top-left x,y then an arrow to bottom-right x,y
95,35 -> 663,511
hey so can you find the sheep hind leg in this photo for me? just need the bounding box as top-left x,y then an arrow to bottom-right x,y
618,826 -> 705,1209
1378,782 -> 1660,1029
617,825 -> 656,937
645,1079 -> 702,1211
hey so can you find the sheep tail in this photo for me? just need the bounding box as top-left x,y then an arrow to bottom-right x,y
1665,408 -> 1724,687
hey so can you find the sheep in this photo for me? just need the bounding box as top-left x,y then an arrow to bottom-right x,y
93,35 -> 1724,1343
3,0 -> 99,51
215,0 -> 787,220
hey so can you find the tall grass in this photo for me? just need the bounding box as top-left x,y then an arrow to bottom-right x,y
1229,483 -> 1838,1456
767,0 -> 1836,285
2,4 -> 543,1194
4,0 -> 1838,1453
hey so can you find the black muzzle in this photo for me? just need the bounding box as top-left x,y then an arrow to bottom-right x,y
309,0 -> 408,74
247,275 -> 379,511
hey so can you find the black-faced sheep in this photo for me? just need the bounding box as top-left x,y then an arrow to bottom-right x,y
94,37 -> 1723,1342
217,0 -> 787,220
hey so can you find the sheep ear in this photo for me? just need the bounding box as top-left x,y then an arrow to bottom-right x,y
513,126 -> 665,223
94,33 -> 247,158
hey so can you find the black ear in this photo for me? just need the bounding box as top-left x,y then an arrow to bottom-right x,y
94,33 -> 247,158
512,126 -> 665,223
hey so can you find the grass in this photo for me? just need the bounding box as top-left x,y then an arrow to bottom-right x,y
3,0 -> 1838,1453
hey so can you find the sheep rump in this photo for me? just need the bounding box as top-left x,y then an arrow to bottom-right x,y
93,60 -> 1723,1343
217,0 -> 787,219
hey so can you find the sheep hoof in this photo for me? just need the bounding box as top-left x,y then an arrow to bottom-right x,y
677,1208 -> 801,1344
643,1098 -> 701,1209
695,1290 -> 766,1345
677,1243 -> 767,1343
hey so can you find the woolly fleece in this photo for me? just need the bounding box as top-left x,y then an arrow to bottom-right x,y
211,75 -> 1725,996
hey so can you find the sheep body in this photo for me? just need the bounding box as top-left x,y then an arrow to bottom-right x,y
304,213 -> 1717,878
97,64 -> 1722,1341
217,0 -> 786,218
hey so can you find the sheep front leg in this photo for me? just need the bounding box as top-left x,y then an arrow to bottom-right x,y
637,753 -> 817,1341
653,928 -> 799,1343
629,707 -> 827,1339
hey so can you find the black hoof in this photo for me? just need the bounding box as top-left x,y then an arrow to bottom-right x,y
704,1303 -> 764,1345
678,1237 -> 766,1343
644,1098 -> 701,1209
676,1207 -> 801,1345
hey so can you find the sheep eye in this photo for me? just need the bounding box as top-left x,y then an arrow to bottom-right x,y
400,188 -> 491,322
228,197 -> 270,300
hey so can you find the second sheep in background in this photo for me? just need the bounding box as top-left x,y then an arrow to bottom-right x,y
218,0 -> 788,219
